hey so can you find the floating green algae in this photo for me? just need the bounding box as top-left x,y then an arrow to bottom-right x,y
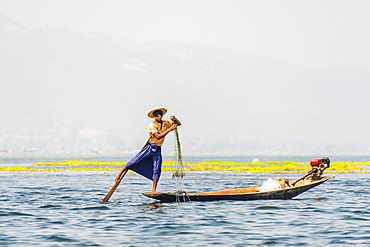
33,160 -> 127,167
0,166 -> 38,172
0,160 -> 368,173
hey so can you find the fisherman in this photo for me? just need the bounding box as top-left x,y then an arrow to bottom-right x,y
114,107 -> 180,194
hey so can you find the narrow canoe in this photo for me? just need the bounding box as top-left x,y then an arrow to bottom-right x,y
142,176 -> 334,202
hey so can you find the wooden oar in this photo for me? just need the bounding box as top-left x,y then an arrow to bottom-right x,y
102,169 -> 128,202
101,137 -> 151,202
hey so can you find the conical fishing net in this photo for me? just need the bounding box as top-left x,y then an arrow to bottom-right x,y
172,128 -> 185,193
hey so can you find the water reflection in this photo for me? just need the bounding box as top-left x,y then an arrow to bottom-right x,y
142,202 -> 169,212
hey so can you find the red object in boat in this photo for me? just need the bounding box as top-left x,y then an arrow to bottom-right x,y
310,159 -> 322,166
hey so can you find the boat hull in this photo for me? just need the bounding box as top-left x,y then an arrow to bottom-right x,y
143,176 -> 334,202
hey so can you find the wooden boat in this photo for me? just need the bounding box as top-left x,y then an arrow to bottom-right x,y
143,176 -> 334,203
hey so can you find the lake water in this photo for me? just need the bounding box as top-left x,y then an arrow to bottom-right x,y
1,156 -> 370,246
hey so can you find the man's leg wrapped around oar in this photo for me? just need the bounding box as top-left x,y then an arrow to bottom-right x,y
102,142 -> 162,202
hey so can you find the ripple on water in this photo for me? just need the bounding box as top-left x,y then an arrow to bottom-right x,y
7,212 -> 34,217
39,204 -> 62,208
50,221 -> 64,224
46,235 -> 78,243
70,206 -> 110,210
1,172 -> 370,246
255,205 -> 281,210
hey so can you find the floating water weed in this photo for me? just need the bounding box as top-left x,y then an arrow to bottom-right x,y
0,161 -> 367,173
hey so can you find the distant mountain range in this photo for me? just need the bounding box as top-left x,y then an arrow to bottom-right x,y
1,12 -> 370,155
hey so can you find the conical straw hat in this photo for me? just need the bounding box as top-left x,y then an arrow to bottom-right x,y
147,107 -> 168,118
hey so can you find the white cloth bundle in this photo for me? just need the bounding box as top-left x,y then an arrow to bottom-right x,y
259,178 -> 282,192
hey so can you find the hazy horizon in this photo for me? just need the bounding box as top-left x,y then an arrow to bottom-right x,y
1,1 -> 370,155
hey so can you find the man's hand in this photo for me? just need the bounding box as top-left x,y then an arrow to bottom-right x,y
169,124 -> 178,131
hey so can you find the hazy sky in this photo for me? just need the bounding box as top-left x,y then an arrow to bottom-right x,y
2,0 -> 370,70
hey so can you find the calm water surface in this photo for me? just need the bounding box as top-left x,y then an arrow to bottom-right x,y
1,156 -> 370,246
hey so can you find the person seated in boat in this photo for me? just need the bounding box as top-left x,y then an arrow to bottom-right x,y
114,107 -> 180,194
